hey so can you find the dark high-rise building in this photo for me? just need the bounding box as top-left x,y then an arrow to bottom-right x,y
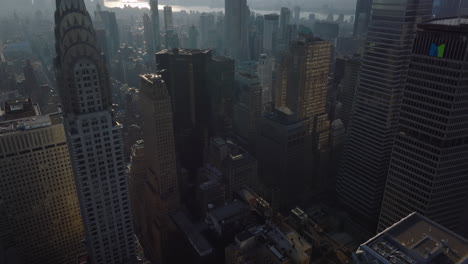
156,49 -> 211,132
139,74 -> 180,264
141,74 -> 180,214
233,71 -> 262,146
150,0 -> 161,52
163,6 -> 173,32
280,7 -> 291,41
200,13 -> 215,49
378,17 -> 468,236
336,0 -> 433,231
205,137 -> 258,200
54,0 -> 136,263
208,56 -> 236,135
188,25 -> 199,49
128,140 -> 146,239
94,10 -> 120,56
293,6 -> 301,22
143,13 -> 154,54
313,21 -> 339,43
22,60 -> 38,97
435,0 -> 467,18
257,108 -> 307,210
339,55 -> 361,128
156,49 -> 212,173
165,29 -> 180,49
353,0 -> 373,38
263,14 -> 279,55
257,54 -> 275,108
225,0 -> 250,60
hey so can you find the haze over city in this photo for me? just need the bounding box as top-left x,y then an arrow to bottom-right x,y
1,0 -> 468,264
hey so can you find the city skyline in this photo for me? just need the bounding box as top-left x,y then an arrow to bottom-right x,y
1,0 -> 468,263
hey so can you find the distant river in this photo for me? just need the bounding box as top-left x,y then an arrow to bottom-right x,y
104,0 -> 353,21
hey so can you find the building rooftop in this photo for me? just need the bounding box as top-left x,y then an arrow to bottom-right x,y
171,211 -> 213,257
421,16 -> 468,32
208,200 -> 249,223
0,98 -> 51,134
264,107 -> 305,126
358,213 -> 468,264
212,56 -> 233,63
0,115 -> 51,134
156,48 -> 211,56
2,98 -> 37,119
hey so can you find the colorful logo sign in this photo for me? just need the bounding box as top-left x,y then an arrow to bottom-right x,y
429,43 -> 445,58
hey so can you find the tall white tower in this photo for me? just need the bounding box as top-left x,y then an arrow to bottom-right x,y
54,0 -> 136,263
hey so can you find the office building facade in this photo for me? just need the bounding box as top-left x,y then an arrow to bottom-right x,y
353,0 -> 373,38
0,99 -> 85,264
139,74 -> 180,264
140,74 -> 180,214
263,14 -> 279,55
276,39 -> 332,151
336,0 -> 433,231
143,13 -> 155,55
378,18 -> 468,234
150,0 -> 161,52
163,6 -> 173,32
279,8 -> 291,41
224,0 -> 250,60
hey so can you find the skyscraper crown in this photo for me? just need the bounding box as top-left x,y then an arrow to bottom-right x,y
54,0 -> 112,115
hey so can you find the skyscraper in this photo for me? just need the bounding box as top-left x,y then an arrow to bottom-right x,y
353,0 -> 373,38
139,74 -> 180,263
262,14 -> 279,55
163,6 -> 173,32
150,0 -> 161,52
140,74 -> 180,214
257,108 -> 307,210
434,0 -> 464,17
199,13 -> 215,49
0,99 -> 85,264
339,55 -> 361,128
143,13 -> 154,55
293,6 -> 301,22
94,10 -> 120,57
224,0 -> 250,60
54,0 -> 136,263
188,25 -> 199,49
279,8 -> 291,41
205,137 -> 258,200
336,0 -> 433,231
156,49 -> 212,173
378,17 -> 468,235
208,56 -> 236,135
233,71 -> 262,146
276,38 -> 332,151
257,54 -> 275,108
128,140 -> 146,239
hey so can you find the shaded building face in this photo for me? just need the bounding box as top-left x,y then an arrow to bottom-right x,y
336,0 -> 433,232
0,104 -> 86,264
378,18 -> 468,235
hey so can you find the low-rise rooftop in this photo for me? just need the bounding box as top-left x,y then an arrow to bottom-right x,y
357,213 -> 468,264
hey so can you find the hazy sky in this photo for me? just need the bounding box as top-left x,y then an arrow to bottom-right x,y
159,0 -> 358,13
0,0 -> 359,17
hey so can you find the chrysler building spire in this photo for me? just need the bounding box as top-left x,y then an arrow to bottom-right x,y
55,0 -> 112,116
54,0 -> 136,263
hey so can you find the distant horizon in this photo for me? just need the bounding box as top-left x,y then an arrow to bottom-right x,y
102,0 -> 357,14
